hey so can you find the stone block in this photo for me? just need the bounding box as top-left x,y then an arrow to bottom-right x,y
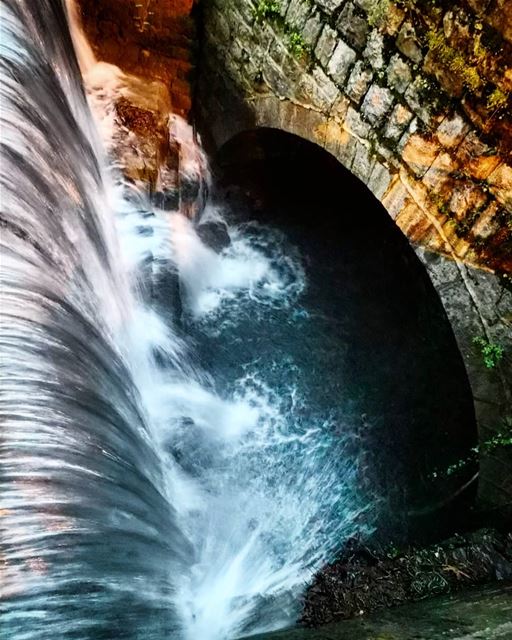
487,163 -> 512,210
361,83 -> 394,126
386,54 -> 411,94
315,25 -> 338,68
381,175 -> 408,219
344,105 -> 371,138
402,130 -> 441,178
471,200 -> 500,240
327,39 -> 357,85
262,59 -> 293,97
383,102 -> 413,142
351,140 -> 375,181
309,66 -> 340,109
404,76 -> 436,123
301,11 -> 323,48
286,0 -> 311,29
396,21 -> 423,63
315,0 -> 346,12
456,131 -> 501,181
436,113 -> 469,148
423,152 -> 455,189
364,29 -> 385,70
337,2 -> 369,51
346,60 -> 373,104
449,182 -> 487,220
368,161 -> 392,200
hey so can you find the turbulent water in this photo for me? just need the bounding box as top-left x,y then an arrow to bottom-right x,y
0,2 -> 371,639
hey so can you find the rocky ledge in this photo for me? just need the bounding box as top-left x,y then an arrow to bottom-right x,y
301,528 -> 512,627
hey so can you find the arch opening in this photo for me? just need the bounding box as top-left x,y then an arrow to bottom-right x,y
208,127 -> 478,542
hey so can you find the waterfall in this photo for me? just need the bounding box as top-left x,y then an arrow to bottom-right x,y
0,2 -> 372,639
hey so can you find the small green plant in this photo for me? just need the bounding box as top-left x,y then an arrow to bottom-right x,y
472,336 -> 504,369
287,30 -> 306,56
253,0 -> 280,21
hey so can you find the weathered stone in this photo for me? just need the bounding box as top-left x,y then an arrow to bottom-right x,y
383,102 -> 413,141
436,113 -> 470,148
402,130 -> 441,177
472,200 -> 500,239
382,175 -> 409,219
368,161 -> 392,199
456,131 -> 501,181
387,53 -> 412,94
262,59 -> 292,96
337,2 -> 369,51
314,25 -> 338,68
301,11 -> 323,48
487,163 -> 512,210
351,140 -> 374,180
327,39 -> 357,85
361,84 -> 394,126
449,182 -> 488,220
307,66 -> 340,109
277,0 -> 290,18
330,94 -> 351,120
344,105 -> 371,138
364,29 -> 385,70
404,76 -> 437,123
285,0 -> 311,30
315,0 -> 345,11
396,21 -> 423,63
346,60 -> 373,104
423,152 -> 455,189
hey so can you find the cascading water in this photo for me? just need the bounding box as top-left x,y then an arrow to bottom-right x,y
1,2 -> 373,639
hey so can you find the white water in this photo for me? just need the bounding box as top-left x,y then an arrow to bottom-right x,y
1,3 -> 372,638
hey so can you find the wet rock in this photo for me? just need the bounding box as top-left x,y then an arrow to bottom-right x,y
151,261 -> 183,326
152,188 -> 180,211
196,220 -> 231,253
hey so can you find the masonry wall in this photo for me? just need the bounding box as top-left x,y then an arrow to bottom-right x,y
197,0 -> 512,517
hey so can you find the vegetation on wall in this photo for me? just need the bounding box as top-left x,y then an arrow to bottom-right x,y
432,419 -> 512,480
472,336 -> 504,369
253,0 -> 308,59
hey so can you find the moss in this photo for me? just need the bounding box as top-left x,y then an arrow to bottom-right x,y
487,87 -> 509,113
427,28 -> 483,93
366,0 -> 393,27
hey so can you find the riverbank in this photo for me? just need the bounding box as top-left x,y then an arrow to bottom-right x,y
248,582 -> 512,640
301,528 -> 512,626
